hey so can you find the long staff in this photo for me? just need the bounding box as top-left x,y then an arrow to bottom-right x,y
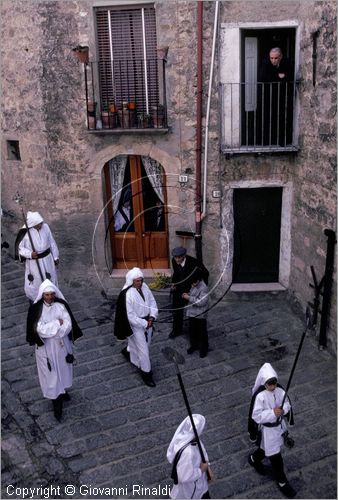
162,346 -> 211,479
280,306 -> 312,410
21,208 -> 44,281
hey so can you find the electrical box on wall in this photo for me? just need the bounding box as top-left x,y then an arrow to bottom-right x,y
179,174 -> 188,183
212,190 -> 221,198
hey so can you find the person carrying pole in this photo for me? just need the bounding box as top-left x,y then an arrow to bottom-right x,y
247,362 -> 296,498
167,414 -> 214,499
16,211 -> 59,303
162,346 -> 214,498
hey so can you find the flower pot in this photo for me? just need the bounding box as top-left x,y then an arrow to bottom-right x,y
101,111 -> 110,129
73,46 -> 89,64
88,116 -> 96,130
143,115 -> 154,128
127,101 -> 137,111
109,112 -> 120,128
151,105 -> 165,128
118,109 -> 130,129
87,102 -> 97,114
109,103 -> 118,113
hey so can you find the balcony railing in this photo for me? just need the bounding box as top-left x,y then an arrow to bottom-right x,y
84,58 -> 168,131
220,81 -> 300,153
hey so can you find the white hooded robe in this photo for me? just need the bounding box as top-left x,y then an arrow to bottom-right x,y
18,212 -> 59,302
167,414 -> 209,499
123,268 -> 158,372
252,363 -> 291,456
34,280 -> 73,399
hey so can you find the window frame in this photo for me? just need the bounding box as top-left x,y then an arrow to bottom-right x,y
219,20 -> 300,154
93,3 -> 158,114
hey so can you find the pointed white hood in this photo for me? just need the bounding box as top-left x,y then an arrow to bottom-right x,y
22,211 -> 44,228
34,279 -> 66,303
252,362 -> 278,394
167,414 -> 205,463
122,267 -> 144,289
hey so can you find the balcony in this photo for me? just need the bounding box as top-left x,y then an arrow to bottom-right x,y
84,58 -> 168,133
220,81 -> 300,154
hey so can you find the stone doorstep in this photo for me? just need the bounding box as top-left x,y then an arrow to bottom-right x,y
230,282 -> 286,292
110,269 -> 171,278
107,269 -> 171,290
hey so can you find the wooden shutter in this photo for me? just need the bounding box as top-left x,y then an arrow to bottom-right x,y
244,37 -> 257,111
95,5 -> 158,112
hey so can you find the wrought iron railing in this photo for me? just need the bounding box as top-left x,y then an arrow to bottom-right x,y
84,58 -> 168,131
220,81 -> 300,153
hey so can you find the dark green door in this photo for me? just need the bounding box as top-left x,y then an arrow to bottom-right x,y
233,187 -> 282,283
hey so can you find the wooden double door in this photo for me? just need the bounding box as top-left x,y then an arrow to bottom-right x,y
104,155 -> 169,270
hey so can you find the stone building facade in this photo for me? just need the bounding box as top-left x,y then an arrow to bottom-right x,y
1,1 -> 336,352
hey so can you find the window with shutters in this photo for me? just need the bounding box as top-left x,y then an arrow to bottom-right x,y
86,4 -> 167,131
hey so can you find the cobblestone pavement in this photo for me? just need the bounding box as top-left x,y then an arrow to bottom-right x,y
1,251 -> 336,500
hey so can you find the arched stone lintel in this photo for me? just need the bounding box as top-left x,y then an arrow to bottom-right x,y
89,143 -> 180,177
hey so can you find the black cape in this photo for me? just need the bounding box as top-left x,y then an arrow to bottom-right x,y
26,298 -> 83,347
113,285 -> 134,340
248,384 -> 294,441
14,228 -> 28,261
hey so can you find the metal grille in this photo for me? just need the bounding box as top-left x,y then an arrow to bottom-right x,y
220,81 -> 299,153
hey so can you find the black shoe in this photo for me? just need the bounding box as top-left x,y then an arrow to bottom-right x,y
278,483 -> 296,498
249,432 -> 257,443
168,330 -> 182,339
52,397 -> 63,422
121,347 -> 130,361
140,370 -> 156,387
187,346 -> 197,354
248,454 -> 266,475
62,392 -> 71,401
199,351 -> 208,358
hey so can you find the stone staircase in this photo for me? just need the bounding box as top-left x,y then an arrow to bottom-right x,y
1,248 -> 336,499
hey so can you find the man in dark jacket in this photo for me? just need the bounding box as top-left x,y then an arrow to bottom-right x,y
258,47 -> 294,146
169,247 -> 209,339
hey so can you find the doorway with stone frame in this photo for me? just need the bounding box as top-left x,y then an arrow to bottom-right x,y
103,154 -> 169,271
221,180 -> 292,292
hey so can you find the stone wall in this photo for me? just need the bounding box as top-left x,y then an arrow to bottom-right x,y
1,1 -> 336,351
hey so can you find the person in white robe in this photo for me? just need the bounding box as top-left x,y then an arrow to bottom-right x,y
114,267 -> 158,387
26,280 -> 83,421
18,211 -> 59,302
248,363 -> 296,498
167,414 -> 213,499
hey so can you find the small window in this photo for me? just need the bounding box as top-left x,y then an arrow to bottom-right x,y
7,140 -> 21,160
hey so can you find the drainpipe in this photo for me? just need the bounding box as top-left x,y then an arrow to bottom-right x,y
195,1 -> 203,262
202,1 -> 220,219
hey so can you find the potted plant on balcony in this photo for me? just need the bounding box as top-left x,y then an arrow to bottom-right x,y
143,113 -> 154,128
127,102 -> 137,127
151,104 -> 165,128
101,110 -> 110,129
109,103 -> 118,113
72,45 -> 89,64
108,103 -> 119,128
87,101 -> 97,129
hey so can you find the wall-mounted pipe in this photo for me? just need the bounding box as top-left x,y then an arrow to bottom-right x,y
202,1 -> 220,219
195,1 -> 203,262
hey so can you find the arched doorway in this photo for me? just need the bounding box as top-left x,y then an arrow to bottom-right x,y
103,154 -> 169,270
